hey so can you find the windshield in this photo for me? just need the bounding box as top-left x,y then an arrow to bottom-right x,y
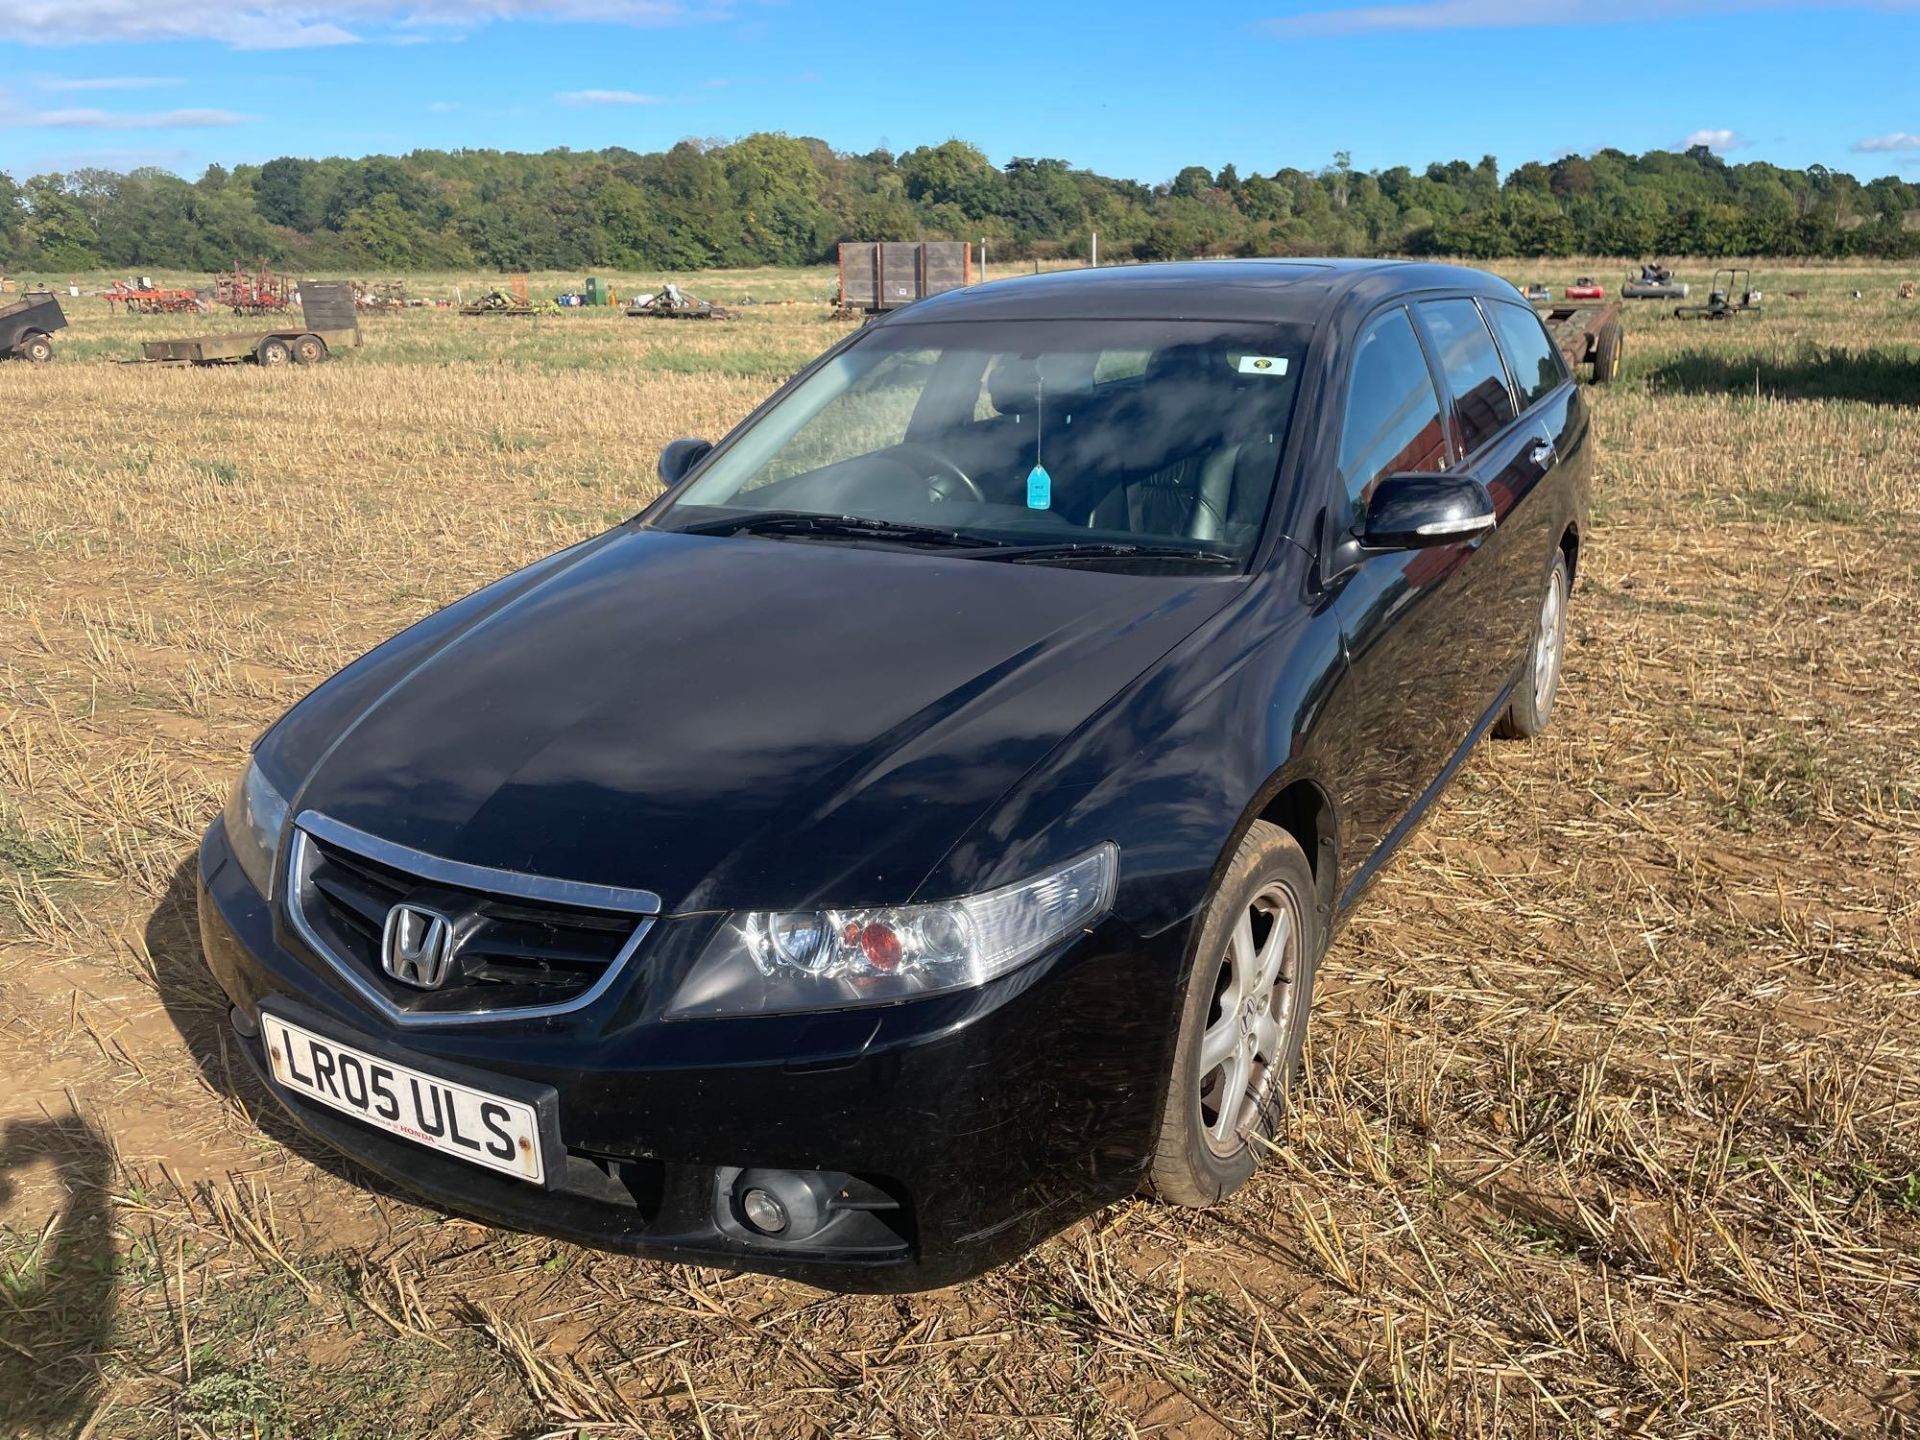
652,317 -> 1309,567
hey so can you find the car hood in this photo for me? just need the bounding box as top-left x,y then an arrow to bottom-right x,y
280,528 -> 1238,913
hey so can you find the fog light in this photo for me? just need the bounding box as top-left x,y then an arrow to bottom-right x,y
740,1186 -> 790,1236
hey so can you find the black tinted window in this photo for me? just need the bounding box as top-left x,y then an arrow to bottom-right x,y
1418,299 -> 1518,455
1486,301 -> 1566,408
1337,308 -> 1448,522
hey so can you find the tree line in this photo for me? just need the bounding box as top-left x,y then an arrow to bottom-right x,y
3,135 -> 1917,275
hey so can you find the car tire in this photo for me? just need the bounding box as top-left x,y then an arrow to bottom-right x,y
1149,820 -> 1319,1208
256,337 -> 292,367
21,332 -> 54,364
291,333 -> 328,365
1495,549 -> 1571,739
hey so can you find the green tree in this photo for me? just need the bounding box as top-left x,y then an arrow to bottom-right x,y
725,132 -> 828,264
21,175 -> 101,269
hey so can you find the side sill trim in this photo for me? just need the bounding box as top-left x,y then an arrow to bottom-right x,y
1337,675 -> 1517,915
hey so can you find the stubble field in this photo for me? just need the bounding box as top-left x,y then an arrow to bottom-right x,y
2,259 -> 1919,1439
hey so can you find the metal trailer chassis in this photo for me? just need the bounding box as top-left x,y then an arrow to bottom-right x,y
1534,301 -> 1624,384
139,282 -> 361,366
140,327 -> 358,366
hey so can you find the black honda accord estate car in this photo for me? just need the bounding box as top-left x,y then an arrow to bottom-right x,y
197,259 -> 1588,1290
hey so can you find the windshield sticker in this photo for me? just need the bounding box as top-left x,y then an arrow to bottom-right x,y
1237,355 -> 1289,376
1026,464 -> 1052,510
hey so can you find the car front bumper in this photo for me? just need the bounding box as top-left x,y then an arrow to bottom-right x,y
195,823 -> 1190,1291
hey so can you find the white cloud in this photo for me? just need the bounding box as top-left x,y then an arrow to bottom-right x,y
557,88 -> 663,105
1676,128 -> 1748,153
39,75 -> 183,91
0,1 -> 721,48
1264,0 -> 1920,35
25,107 -> 253,129
1854,132 -> 1920,152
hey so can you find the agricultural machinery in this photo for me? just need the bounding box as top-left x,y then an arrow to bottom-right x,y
213,262 -> 295,316
626,283 -> 731,320
461,276 -> 537,316
104,279 -> 203,315
1675,269 -> 1763,320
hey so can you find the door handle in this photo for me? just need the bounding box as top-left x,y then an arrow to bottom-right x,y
1529,440 -> 1555,468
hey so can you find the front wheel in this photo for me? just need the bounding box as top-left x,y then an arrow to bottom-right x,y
1150,821 -> 1319,1207
1495,550 -> 1570,739
256,337 -> 292,366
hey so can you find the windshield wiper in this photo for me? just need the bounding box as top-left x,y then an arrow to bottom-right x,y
970,540 -> 1239,567
674,510 -> 1009,549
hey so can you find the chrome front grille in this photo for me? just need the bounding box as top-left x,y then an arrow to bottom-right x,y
284,812 -> 656,1026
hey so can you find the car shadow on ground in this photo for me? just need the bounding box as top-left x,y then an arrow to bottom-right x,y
0,1112 -> 116,1437
144,855 -> 429,1216
1647,345 -> 1920,406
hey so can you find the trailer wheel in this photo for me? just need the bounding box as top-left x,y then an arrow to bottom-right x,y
20,332 -> 55,363
256,337 -> 293,367
1589,321 -> 1622,384
290,333 -> 328,365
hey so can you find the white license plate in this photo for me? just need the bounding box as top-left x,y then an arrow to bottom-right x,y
260,1013 -> 545,1184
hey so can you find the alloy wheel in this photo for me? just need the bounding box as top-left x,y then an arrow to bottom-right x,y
1534,564 -> 1568,716
1196,881 -> 1300,1156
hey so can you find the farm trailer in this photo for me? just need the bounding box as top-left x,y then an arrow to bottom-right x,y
835,241 -> 972,318
0,292 -> 68,362
138,283 -> 360,366
1534,300 -> 1624,384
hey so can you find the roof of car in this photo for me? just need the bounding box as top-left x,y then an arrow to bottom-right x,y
880,258 -> 1523,327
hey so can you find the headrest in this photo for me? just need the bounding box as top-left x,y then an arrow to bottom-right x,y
987,356 -> 1041,416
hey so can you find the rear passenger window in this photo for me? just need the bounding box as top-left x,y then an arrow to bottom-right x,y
1485,301 -> 1566,408
1337,307 -> 1449,523
1417,299 -> 1518,455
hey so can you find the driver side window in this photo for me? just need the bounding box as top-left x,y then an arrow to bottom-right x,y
751,349 -> 936,489
1336,308 -> 1449,526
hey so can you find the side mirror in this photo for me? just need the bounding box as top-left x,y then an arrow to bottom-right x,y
658,436 -> 713,487
1360,472 -> 1496,550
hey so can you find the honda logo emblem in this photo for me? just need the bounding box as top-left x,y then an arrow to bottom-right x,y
381,904 -> 455,989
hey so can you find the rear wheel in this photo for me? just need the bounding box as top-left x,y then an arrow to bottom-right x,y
1496,550 -> 1571,739
21,332 -> 54,364
1150,821 -> 1319,1207
1590,321 -> 1622,383
256,337 -> 292,367
290,333 -> 328,365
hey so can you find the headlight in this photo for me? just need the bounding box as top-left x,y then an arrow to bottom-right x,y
221,758 -> 290,897
664,844 -> 1118,1018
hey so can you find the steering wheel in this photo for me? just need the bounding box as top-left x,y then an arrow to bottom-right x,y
892,444 -> 983,504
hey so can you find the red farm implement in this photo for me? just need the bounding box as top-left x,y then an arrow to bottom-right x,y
104,279 -> 203,315
213,263 -> 295,316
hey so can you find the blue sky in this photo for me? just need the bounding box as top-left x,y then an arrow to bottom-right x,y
2,1 -> 1916,184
